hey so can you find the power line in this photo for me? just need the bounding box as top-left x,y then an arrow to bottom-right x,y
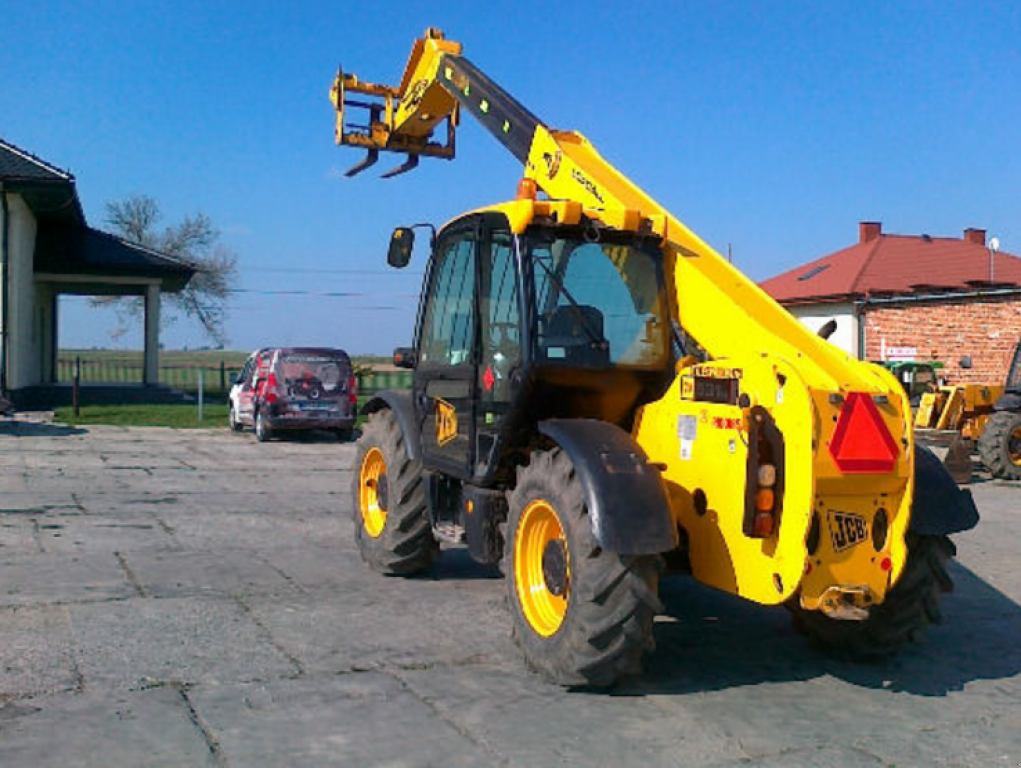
244,267 -> 424,276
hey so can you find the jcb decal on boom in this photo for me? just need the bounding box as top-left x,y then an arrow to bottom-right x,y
542,149 -> 562,180
571,168 -> 605,204
435,398 -> 458,447
828,509 -> 868,553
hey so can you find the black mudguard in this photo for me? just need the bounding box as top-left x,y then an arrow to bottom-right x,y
360,390 -> 422,461
538,419 -> 678,555
911,444 -> 980,535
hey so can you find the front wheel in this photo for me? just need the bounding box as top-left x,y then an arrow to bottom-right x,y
228,404 -> 243,432
351,409 -> 436,575
978,411 -> 1021,480
505,447 -> 662,687
787,532 -> 955,658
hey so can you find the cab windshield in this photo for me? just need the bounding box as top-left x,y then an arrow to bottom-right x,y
526,231 -> 669,368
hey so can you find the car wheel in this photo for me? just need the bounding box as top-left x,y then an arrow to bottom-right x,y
255,411 -> 273,442
228,404 -> 244,432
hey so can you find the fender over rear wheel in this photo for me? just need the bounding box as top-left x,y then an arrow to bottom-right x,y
504,447 -> 663,687
351,409 -> 437,575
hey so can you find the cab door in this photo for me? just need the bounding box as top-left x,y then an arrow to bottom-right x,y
415,221 -> 479,478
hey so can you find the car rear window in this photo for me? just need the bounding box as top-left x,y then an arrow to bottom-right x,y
275,353 -> 351,398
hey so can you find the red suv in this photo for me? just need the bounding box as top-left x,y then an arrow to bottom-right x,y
229,348 -> 357,441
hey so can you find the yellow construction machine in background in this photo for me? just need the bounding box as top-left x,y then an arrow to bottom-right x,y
913,383 -> 1002,483
915,383 -> 1003,439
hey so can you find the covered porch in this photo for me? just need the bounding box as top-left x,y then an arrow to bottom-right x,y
0,139 -> 195,409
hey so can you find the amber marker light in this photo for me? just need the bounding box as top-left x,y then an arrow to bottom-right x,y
516,178 -> 538,200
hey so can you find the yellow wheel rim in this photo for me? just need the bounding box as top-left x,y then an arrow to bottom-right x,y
359,447 -> 387,538
1010,425 -> 1021,466
514,499 -> 569,637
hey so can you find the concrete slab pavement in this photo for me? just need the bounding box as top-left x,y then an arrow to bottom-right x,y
1,412 -> 1020,767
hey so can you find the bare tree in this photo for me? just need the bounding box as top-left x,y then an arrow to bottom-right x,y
95,195 -> 239,346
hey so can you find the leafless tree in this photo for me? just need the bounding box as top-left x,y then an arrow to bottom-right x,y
95,195 -> 239,346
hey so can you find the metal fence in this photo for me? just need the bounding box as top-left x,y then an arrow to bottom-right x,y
55,357 -> 412,397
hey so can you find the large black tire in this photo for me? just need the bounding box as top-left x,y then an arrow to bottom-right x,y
351,409 -> 437,575
788,533 -> 955,658
978,411 -> 1021,481
504,448 -> 663,687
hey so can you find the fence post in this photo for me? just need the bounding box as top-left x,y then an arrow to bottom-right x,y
220,360 -> 226,393
72,356 -> 81,417
197,367 -> 204,422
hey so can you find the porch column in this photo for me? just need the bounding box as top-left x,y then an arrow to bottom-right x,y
143,283 -> 160,385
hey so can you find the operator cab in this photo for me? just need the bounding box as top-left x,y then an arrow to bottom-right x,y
392,208 -> 673,486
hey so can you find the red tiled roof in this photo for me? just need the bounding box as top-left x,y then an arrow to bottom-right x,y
761,230 -> 1021,304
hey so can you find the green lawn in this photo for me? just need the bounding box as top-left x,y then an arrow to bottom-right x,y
54,403 -> 231,429
52,397 -> 376,429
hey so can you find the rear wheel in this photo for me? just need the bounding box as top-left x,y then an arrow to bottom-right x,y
351,409 -> 437,575
978,411 -> 1021,480
787,532 -> 954,657
505,448 -> 662,687
255,411 -> 273,442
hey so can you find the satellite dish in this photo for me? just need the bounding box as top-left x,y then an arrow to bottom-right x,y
990,237 -> 1000,252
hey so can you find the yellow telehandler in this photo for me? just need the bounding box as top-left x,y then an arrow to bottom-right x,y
335,29 -> 978,686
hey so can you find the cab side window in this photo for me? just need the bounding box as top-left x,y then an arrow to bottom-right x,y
480,231 -> 519,400
419,234 -> 476,367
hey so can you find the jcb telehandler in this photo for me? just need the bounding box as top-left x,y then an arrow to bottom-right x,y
335,29 -> 978,686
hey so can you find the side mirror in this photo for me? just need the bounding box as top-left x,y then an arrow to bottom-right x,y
393,347 -> 417,369
387,228 -> 415,269
959,355 -> 973,369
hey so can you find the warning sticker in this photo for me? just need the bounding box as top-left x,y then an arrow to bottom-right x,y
677,415 -> 697,461
677,415 -> 697,441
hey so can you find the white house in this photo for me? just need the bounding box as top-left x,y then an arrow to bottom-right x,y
0,138 -> 194,407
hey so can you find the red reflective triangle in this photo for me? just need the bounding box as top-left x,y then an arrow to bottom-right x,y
828,392 -> 900,473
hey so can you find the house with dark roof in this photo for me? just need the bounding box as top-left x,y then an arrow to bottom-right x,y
1,138 -> 195,406
760,222 -> 1021,384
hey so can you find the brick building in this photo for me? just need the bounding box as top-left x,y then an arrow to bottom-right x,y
760,222 -> 1021,385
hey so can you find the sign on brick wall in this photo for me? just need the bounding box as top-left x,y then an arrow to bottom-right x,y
884,346 -> 917,362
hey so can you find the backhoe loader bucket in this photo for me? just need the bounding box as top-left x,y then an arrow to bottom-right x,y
943,434 -> 974,484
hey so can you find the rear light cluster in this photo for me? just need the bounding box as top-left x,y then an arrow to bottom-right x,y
753,462 -> 778,537
265,372 -> 281,404
745,406 -> 784,539
348,375 -> 358,406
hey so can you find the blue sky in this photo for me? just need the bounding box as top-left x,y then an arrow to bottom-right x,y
3,1 -> 1019,353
